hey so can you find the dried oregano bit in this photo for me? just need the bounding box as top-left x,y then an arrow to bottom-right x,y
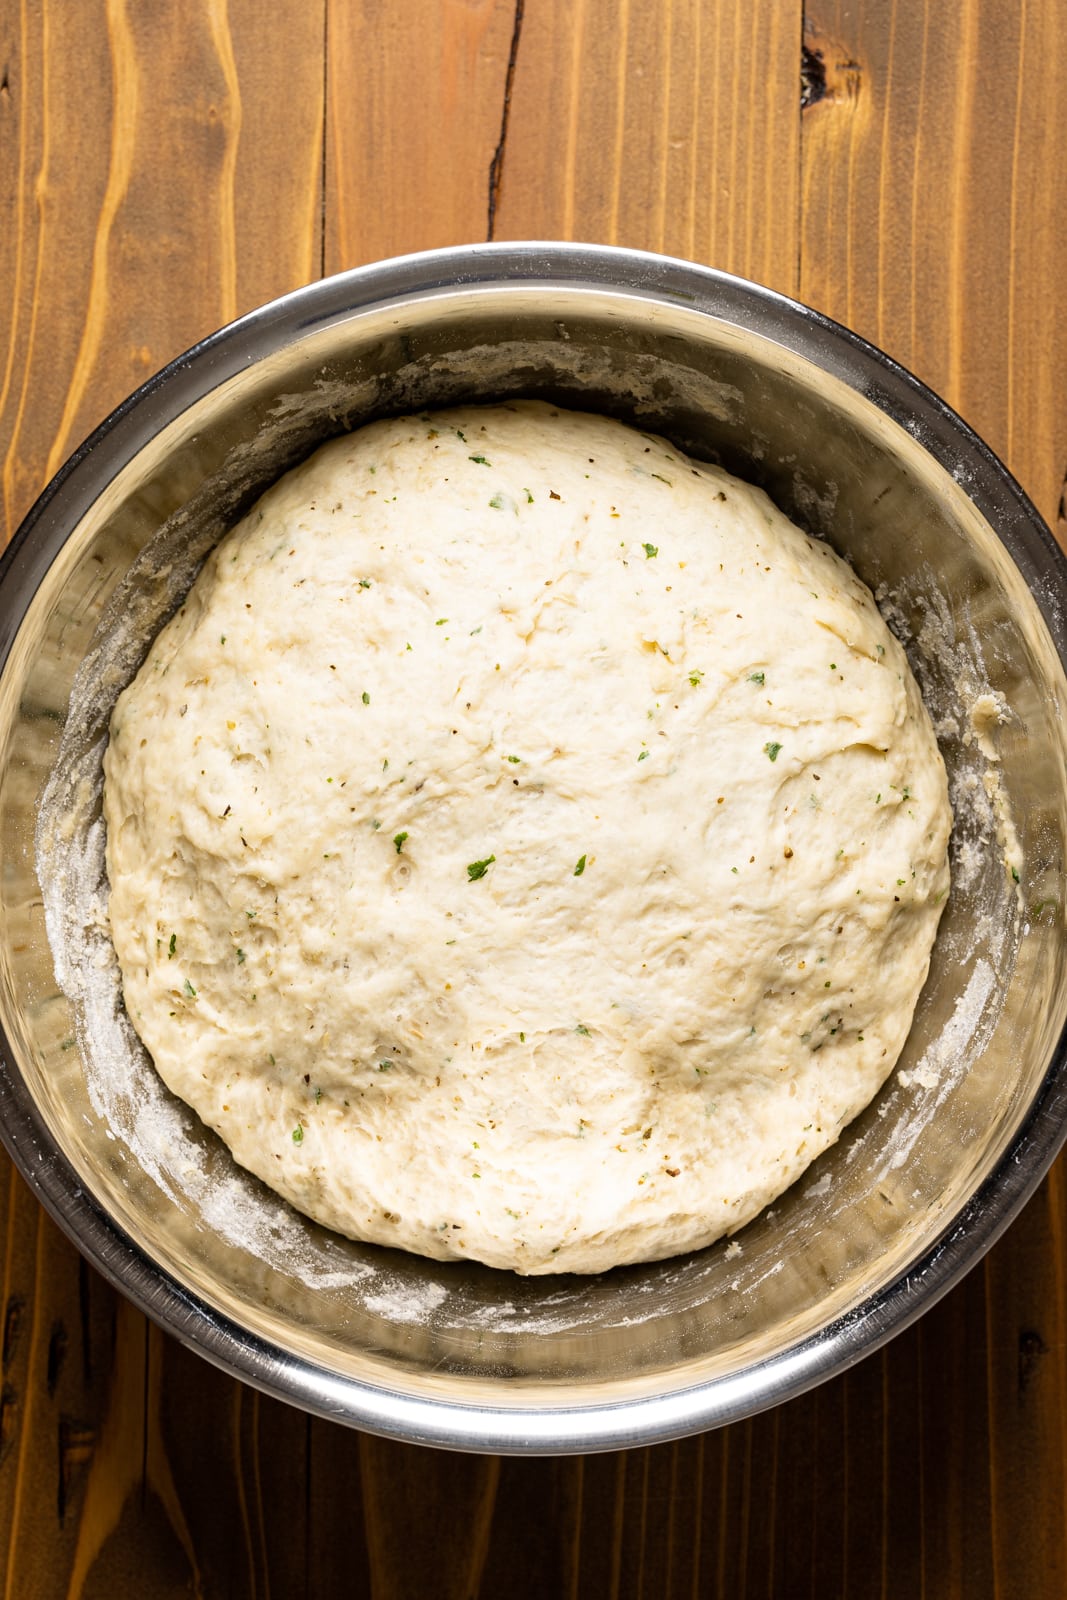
466,855 -> 495,881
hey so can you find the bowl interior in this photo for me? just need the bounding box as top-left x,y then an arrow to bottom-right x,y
3,260 -> 1067,1447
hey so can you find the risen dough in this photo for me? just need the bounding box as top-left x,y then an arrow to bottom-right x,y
103,402 -> 952,1274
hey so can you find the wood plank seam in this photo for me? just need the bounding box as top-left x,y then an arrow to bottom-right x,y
486,0 -> 526,239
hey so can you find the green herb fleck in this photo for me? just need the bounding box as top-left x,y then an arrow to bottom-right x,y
358,578 -> 372,589
1011,865 -> 1021,883
764,741 -> 782,762
488,493 -> 505,509
183,979 -> 197,998
574,854 -> 587,877
637,749 -> 649,762
505,754 -> 521,764
469,454 -> 491,466
466,855 -> 496,881
524,488 -> 534,503
519,1032 -> 525,1043
377,1060 -> 393,1072
435,618 -> 448,626
688,669 -> 704,686
292,1124 -> 304,1144
576,1024 -> 591,1037
168,933 -> 177,959
361,690 -> 370,705
747,670 -> 765,686
830,662 -> 837,671
642,542 -> 659,559
236,948 -> 246,964
393,831 -> 409,854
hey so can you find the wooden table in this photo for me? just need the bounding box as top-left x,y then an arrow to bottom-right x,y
2,3 -> 1066,1594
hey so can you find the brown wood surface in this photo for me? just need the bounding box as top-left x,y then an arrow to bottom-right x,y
1,1 -> 1066,1594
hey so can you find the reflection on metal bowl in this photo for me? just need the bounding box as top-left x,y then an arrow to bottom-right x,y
1,243 -> 1066,1455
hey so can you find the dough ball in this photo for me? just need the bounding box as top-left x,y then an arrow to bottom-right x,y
103,402 -> 952,1274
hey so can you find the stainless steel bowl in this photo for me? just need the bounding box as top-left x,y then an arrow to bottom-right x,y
2,243 -> 1066,1454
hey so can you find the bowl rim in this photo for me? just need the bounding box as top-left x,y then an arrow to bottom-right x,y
2,240 -> 1067,1455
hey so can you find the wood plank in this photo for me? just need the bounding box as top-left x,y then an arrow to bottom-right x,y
0,2 -> 323,1594
357,1434 -> 501,1599
0,1176 -> 118,1600
982,1166 -> 1067,1597
0,0 -> 113,540
325,0 -> 518,270
149,1332 -> 313,1600
492,0 -> 801,294
0,0 -> 324,544
801,5 -> 1067,1594
800,0 -> 1067,526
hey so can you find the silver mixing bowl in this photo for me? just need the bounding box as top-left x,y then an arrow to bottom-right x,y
2,243 -> 1066,1454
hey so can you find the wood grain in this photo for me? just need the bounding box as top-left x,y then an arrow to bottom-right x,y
2,0 -> 1067,1594
801,11 -> 1067,1599
325,0 -> 518,270
0,0 -> 323,542
493,0 -> 801,292
800,0 -> 1067,527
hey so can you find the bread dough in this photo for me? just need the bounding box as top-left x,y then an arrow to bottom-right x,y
103,402 -> 952,1274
